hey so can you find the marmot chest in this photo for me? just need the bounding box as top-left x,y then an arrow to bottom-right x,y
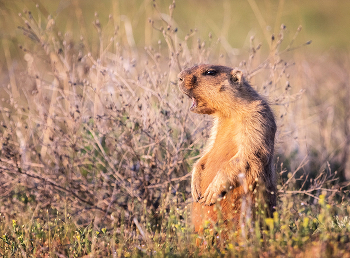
201,127 -> 239,188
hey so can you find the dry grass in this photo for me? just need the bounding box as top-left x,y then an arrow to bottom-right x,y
0,1 -> 350,257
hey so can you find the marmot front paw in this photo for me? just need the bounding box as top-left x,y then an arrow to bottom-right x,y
191,172 -> 202,202
199,171 -> 230,206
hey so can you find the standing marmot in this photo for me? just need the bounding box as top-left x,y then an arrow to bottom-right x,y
178,64 -> 277,234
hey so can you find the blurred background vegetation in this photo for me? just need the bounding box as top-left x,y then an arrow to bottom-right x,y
1,0 -> 350,54
1,0 -> 349,177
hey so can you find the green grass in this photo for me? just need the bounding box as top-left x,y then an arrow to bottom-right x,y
1,0 -> 350,257
1,194 -> 350,257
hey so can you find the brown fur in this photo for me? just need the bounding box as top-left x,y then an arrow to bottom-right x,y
178,64 -> 277,234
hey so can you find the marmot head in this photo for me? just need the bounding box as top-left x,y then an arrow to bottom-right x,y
178,64 -> 245,115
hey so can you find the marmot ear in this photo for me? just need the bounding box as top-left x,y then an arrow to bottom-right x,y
230,69 -> 243,85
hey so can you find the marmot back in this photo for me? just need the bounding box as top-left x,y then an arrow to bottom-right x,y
178,64 -> 277,235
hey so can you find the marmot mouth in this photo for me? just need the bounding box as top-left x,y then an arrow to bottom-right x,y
181,89 -> 197,111
190,97 -> 197,110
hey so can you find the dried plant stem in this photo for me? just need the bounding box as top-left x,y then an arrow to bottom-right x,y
246,0 -> 271,49
2,39 -> 20,100
279,156 -> 308,192
40,77 -> 59,158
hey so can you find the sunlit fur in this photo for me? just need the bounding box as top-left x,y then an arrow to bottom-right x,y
178,64 -> 277,234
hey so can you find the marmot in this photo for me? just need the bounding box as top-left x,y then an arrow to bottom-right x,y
178,64 -> 277,235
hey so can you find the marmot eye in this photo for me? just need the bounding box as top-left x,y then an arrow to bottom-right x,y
204,70 -> 217,76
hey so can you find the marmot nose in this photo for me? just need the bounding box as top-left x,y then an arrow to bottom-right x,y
178,70 -> 187,82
